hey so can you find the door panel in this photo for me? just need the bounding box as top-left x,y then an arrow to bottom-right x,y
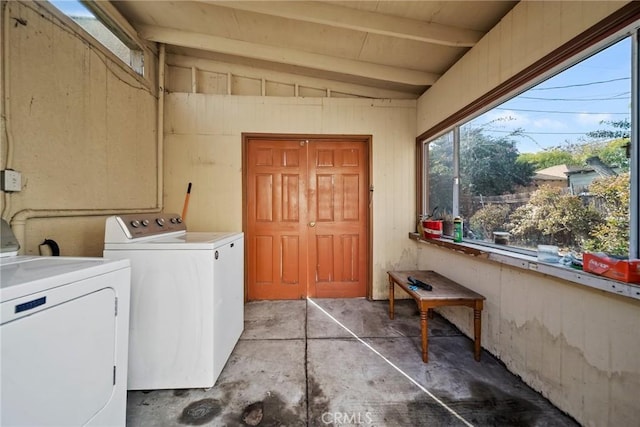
308,142 -> 368,298
247,140 -> 307,299
246,137 -> 368,300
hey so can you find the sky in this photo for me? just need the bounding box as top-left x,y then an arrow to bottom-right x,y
49,0 -> 93,17
466,38 -> 632,154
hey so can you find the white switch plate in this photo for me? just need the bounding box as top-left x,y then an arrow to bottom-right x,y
1,170 -> 22,192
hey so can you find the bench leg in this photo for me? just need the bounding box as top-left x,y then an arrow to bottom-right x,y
474,308 -> 482,362
420,309 -> 428,362
388,275 -> 395,320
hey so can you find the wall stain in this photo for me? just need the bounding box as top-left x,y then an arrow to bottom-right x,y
503,317 -> 640,426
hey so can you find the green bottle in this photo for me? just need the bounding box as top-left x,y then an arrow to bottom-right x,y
453,216 -> 463,242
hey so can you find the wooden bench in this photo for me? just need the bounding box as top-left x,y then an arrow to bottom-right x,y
387,270 -> 486,363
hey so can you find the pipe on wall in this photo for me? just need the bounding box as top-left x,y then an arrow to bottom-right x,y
4,3 -> 167,253
157,43 -> 165,209
2,0 -> 16,221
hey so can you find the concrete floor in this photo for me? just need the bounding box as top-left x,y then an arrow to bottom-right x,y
126,299 -> 578,426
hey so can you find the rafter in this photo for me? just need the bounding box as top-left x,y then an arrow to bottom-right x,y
137,25 -> 440,86
201,1 -> 483,47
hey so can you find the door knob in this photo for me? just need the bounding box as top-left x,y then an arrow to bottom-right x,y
309,221 -> 316,227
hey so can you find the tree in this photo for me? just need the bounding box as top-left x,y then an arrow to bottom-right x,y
583,173 -> 630,256
508,185 -> 601,250
427,135 -> 454,215
517,149 -> 579,170
469,204 -> 511,240
460,127 -> 534,197
586,118 -> 630,140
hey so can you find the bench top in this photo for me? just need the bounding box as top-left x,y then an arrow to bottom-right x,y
388,270 -> 486,301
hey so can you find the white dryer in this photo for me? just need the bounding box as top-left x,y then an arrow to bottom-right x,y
103,213 -> 244,390
0,222 -> 131,426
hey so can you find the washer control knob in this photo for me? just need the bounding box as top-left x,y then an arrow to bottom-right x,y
170,217 -> 177,224
176,217 -> 183,223
130,220 -> 140,228
156,218 -> 166,226
141,219 -> 150,227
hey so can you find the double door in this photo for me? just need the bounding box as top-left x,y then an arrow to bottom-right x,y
245,135 -> 369,299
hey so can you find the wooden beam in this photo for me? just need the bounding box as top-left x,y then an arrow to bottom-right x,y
138,25 -> 440,86
203,1 -> 482,47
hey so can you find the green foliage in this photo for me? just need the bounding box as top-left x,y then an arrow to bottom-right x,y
586,118 -> 630,140
427,135 -> 454,214
583,173 -> 630,256
507,185 -> 601,250
517,150 -> 579,170
460,128 -> 534,196
469,204 -> 511,240
516,119 -> 630,172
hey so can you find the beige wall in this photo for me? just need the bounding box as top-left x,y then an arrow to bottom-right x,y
416,1 -> 639,425
163,94 -> 418,298
1,1 -> 158,256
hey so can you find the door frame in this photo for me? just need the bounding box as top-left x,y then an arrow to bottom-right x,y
242,132 -> 373,300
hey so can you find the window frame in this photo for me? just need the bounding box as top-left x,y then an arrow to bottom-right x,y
417,5 -> 640,259
44,0 -> 151,83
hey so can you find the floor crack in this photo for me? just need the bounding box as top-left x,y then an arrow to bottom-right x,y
304,298 -> 309,426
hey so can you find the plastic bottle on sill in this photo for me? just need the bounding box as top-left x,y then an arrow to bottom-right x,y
453,216 -> 463,243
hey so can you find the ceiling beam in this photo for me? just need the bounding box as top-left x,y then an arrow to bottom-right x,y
137,25 -> 440,86
201,1 -> 483,47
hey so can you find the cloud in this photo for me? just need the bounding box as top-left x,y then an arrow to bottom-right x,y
575,112 -> 612,125
530,117 -> 568,130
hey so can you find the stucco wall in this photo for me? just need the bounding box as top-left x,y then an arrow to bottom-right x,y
163,94 -> 418,299
1,1 -> 158,256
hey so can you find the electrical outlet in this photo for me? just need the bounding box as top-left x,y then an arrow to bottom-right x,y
1,170 -> 22,192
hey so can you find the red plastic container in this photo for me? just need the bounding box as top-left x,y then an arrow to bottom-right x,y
583,253 -> 640,284
422,220 -> 443,239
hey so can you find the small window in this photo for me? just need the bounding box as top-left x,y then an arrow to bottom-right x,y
49,0 -> 144,75
423,37 -> 635,258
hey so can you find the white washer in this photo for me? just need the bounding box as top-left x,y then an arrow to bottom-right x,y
0,222 -> 131,426
103,213 -> 244,390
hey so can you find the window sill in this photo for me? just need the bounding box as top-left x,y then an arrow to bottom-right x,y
409,232 -> 640,301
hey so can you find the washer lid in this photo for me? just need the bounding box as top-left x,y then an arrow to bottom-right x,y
0,256 -> 129,301
104,231 -> 243,250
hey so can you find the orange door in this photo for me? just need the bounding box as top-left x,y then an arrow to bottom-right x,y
307,141 -> 368,298
245,136 -> 369,300
246,139 -> 308,299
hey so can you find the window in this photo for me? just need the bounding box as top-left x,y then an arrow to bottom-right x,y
49,0 -> 144,75
421,33 -> 638,259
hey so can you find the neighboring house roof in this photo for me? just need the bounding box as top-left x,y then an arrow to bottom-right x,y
533,173 -> 565,181
533,164 -> 573,182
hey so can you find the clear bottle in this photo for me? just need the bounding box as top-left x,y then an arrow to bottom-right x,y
453,216 -> 463,243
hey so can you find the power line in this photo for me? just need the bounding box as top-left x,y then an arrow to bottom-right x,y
487,129 -> 590,135
519,92 -> 630,101
495,107 -> 629,115
531,77 -> 630,90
